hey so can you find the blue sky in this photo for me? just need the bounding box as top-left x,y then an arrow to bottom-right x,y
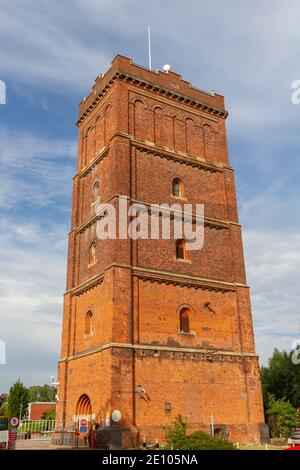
1,0 -> 300,393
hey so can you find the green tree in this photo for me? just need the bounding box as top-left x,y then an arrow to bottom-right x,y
28,385 -> 56,402
261,348 -> 300,409
0,401 -> 8,417
267,394 -> 297,438
163,414 -> 188,448
0,393 -> 7,407
7,380 -> 29,418
41,407 -> 56,421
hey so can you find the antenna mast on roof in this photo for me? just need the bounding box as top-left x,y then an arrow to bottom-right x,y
148,26 -> 152,71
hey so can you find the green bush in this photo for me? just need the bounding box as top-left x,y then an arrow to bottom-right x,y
171,430 -> 235,450
266,394 -> 297,438
163,414 -> 235,450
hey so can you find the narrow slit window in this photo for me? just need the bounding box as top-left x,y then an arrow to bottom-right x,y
176,239 -> 187,260
85,311 -> 93,336
172,178 -> 184,198
180,308 -> 190,333
92,181 -> 99,202
89,242 -> 97,265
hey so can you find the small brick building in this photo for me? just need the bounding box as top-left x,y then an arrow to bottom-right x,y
56,55 -> 267,446
28,402 -> 56,421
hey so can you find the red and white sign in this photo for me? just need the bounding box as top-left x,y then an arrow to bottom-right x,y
9,416 -> 19,428
79,418 -> 88,427
9,430 -> 17,441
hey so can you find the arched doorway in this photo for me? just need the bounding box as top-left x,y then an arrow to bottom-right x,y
76,394 -> 92,417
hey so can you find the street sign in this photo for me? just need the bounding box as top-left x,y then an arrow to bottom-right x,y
105,412 -> 111,427
8,430 -> 18,450
79,418 -> 88,433
9,416 -> 19,428
9,430 -> 17,439
111,410 -> 121,423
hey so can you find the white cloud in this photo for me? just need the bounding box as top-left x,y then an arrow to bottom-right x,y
0,216 -> 67,391
0,128 -> 75,208
0,2 -> 111,91
243,228 -> 300,365
0,128 -> 73,391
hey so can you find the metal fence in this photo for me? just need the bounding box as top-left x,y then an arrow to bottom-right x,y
17,420 -> 56,440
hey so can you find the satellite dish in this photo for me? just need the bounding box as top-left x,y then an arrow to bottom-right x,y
163,64 -> 171,73
111,410 -> 122,423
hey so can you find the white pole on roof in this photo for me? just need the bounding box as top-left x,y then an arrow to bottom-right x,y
148,26 -> 152,71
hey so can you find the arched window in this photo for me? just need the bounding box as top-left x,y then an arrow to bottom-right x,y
85,310 -> 93,336
176,239 -> 188,260
180,308 -> 191,333
89,242 -> 96,265
92,181 -> 99,202
172,178 -> 184,198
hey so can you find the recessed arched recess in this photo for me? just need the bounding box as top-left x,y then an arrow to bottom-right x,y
76,394 -> 92,416
203,123 -> 212,160
95,114 -> 104,153
185,117 -> 196,157
154,106 -> 165,147
104,104 -> 112,146
86,126 -> 95,163
134,99 -> 147,142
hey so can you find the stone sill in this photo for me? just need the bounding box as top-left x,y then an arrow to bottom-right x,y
175,258 -> 191,264
170,195 -> 187,202
88,261 -> 97,268
84,333 -> 93,339
179,331 -> 196,337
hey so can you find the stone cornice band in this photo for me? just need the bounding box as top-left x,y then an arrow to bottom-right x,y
67,263 -> 248,298
77,71 -> 228,126
59,342 -> 257,365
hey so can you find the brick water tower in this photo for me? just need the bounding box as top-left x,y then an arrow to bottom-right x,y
55,55 -> 267,446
